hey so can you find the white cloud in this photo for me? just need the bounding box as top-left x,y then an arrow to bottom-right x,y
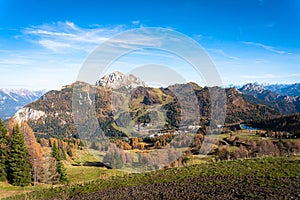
243,41 -> 289,54
26,29 -> 75,37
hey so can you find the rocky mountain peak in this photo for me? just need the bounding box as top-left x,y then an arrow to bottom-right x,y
96,71 -> 146,89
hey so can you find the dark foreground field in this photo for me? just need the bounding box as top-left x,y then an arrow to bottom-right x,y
71,175 -> 300,200
6,156 -> 300,200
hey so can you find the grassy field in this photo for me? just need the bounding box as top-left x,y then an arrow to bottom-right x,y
0,182 -> 35,199
0,163 -> 126,199
219,130 -> 264,141
4,155 -> 300,200
66,166 -> 126,183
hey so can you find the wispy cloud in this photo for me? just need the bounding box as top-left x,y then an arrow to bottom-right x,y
242,41 -> 289,54
22,21 -> 166,53
38,39 -> 71,52
23,21 -> 125,52
207,48 -> 239,60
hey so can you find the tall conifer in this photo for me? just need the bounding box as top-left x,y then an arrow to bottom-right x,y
7,125 -> 31,186
51,141 -> 68,183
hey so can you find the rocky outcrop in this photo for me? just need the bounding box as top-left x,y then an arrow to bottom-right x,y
15,107 -> 46,123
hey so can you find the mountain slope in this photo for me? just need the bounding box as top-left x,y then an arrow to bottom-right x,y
0,89 -> 46,120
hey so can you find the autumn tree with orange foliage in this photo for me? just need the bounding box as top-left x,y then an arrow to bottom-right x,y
20,122 -> 44,183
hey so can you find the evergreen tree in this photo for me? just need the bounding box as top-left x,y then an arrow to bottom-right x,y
51,141 -> 60,160
51,141 -> 68,183
7,125 -> 32,186
0,120 -> 8,181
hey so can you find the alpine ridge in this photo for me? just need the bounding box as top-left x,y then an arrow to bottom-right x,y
0,89 -> 46,120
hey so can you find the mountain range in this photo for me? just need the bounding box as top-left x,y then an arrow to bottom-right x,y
1,71 -> 299,139
239,83 -> 300,114
10,72 -> 280,138
0,88 -> 46,120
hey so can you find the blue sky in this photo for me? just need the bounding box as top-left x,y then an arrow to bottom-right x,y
0,0 -> 299,90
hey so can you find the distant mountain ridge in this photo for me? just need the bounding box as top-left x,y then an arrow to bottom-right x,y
0,88 -> 46,120
264,83 -> 300,96
239,83 -> 300,114
237,82 -> 300,97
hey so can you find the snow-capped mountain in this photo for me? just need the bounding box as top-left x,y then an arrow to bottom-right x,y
0,88 -> 46,120
239,82 -> 300,97
96,71 -> 146,89
239,83 -> 279,101
240,83 -> 265,93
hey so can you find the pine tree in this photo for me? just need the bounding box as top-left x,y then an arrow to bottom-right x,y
7,125 -> 32,186
51,141 -> 60,160
51,141 -> 68,183
0,120 -> 8,181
